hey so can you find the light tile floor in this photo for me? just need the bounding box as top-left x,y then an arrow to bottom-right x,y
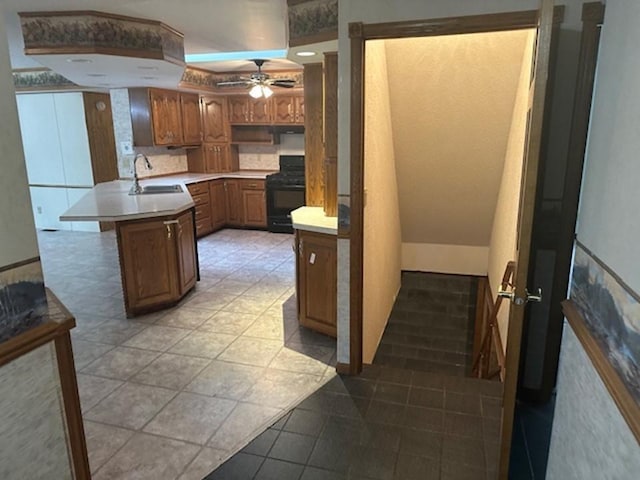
38,228 -> 337,480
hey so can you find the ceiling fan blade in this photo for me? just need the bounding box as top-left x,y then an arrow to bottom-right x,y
216,80 -> 251,87
269,80 -> 296,88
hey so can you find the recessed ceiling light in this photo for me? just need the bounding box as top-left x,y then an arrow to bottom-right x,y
86,73 -> 106,77
296,51 -> 317,57
137,66 -> 159,70
67,58 -> 92,63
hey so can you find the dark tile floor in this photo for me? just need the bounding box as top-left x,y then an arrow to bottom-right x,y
206,273 -> 504,480
374,272 -> 478,376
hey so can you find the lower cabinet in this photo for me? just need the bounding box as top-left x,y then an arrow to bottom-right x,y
295,229 -> 337,337
240,179 -> 266,228
224,179 -> 242,226
209,179 -> 227,230
117,209 -> 197,317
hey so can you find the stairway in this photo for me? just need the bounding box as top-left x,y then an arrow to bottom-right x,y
373,271 -> 478,376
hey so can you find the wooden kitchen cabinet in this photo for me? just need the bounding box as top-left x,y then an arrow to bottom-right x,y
295,229 -> 337,337
116,209 -> 197,316
273,95 -> 304,124
188,142 -> 238,174
187,182 -> 213,238
239,179 -> 267,227
224,179 -> 242,226
209,179 -> 227,231
180,93 -> 202,145
201,95 -> 228,143
129,88 -> 202,147
228,96 -> 272,124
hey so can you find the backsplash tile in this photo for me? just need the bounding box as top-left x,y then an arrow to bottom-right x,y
239,134 -> 305,171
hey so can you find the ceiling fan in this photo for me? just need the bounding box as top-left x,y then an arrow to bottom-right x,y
216,59 -> 296,98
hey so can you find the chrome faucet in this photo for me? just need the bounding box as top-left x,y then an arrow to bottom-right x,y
132,153 -> 153,194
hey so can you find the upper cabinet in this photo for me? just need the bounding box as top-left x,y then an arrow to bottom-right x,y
129,88 -> 202,147
272,95 -> 305,125
201,95 -> 228,143
228,96 -> 272,125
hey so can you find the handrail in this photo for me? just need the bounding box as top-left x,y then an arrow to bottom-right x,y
472,261 -> 515,380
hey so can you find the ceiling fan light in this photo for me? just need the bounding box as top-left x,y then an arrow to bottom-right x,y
249,84 -> 263,98
262,85 -> 274,98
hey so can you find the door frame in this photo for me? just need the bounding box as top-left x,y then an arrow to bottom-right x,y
346,5 -> 563,477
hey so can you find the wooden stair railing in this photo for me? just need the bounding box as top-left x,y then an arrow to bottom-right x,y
472,261 -> 516,380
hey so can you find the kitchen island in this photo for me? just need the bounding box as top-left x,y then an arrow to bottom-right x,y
61,180 -> 198,317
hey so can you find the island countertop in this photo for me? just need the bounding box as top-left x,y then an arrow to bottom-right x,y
291,206 -> 338,235
60,180 -> 195,222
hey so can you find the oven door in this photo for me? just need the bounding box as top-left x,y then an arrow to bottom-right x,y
266,184 -> 305,233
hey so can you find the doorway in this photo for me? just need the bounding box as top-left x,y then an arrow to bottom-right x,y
347,4 -> 560,478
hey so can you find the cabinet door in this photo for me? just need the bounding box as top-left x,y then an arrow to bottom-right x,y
176,211 -> 197,295
250,98 -> 271,124
180,93 -> 202,144
118,218 -> 178,312
209,180 -> 227,230
228,97 -> 248,123
201,96 -> 228,142
242,189 -> 266,227
297,230 -> 337,337
225,180 -> 242,225
219,144 -> 233,173
202,144 -> 222,173
273,96 -> 294,123
150,89 -> 182,145
294,95 -> 305,124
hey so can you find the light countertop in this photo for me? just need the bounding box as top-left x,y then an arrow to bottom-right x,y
60,171 -> 275,223
291,206 -> 338,235
60,180 -> 195,222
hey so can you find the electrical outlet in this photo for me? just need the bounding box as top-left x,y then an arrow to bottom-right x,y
121,141 -> 133,154
37,206 -> 42,214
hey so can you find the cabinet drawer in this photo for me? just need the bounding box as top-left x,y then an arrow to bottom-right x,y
187,182 -> 209,196
239,179 -> 265,190
191,192 -> 209,207
195,216 -> 213,237
194,203 -> 211,220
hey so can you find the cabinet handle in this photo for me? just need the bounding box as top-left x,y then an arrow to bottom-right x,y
299,238 -> 304,258
248,183 -> 257,188
166,224 -> 172,239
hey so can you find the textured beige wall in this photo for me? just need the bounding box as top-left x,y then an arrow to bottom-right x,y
487,30 -> 535,351
0,7 -> 40,267
363,40 -> 402,363
384,31 -> 531,249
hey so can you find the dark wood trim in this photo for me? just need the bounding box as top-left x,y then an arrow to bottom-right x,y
582,2 -> 605,23
562,299 -> 640,444
0,322 -> 60,368
348,23 -> 365,376
472,277 -> 489,361
354,7 -> 564,40
55,332 -> 91,480
335,362 -> 352,375
0,256 -> 40,273
18,10 -> 184,36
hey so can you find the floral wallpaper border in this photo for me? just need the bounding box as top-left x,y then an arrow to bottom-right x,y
180,66 -> 304,92
0,258 -> 48,344
570,243 -> 640,404
288,0 -> 338,42
13,69 -> 79,91
20,12 -> 184,63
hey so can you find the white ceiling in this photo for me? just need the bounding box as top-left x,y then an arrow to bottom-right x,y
1,0 -> 307,80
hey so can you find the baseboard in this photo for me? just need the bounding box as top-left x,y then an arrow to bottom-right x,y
401,243 -> 489,275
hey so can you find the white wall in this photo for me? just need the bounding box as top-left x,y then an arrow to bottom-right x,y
362,40 -> 402,363
547,1 -> 640,477
0,9 -> 39,267
487,29 -> 535,350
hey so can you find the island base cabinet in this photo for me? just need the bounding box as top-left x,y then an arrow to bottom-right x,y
117,210 -> 197,317
295,229 -> 337,337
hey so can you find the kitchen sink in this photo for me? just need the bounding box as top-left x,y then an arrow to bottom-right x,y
129,184 -> 183,195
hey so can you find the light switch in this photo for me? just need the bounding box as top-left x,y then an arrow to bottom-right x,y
309,253 -> 316,264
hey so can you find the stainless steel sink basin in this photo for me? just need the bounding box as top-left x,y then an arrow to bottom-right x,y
129,184 -> 183,195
